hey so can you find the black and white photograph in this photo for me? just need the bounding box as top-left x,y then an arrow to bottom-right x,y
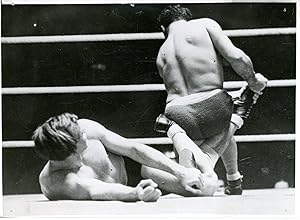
1,0 -> 297,217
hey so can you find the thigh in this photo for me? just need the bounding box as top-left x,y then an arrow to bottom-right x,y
204,126 -> 232,155
140,165 -> 194,197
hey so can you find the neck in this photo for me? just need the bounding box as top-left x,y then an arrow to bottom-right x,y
49,152 -> 82,171
166,20 -> 187,36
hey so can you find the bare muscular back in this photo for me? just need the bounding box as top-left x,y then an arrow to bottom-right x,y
156,19 -> 224,103
39,139 -> 128,200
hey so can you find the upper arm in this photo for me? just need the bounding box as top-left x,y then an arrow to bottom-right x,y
64,174 -> 116,200
63,174 -> 92,200
78,119 -> 135,157
203,18 -> 243,62
156,50 -> 164,78
40,173 -> 92,200
100,129 -> 137,157
77,119 -> 107,140
64,174 -> 137,201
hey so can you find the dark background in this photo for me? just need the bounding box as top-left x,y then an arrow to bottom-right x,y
2,3 -> 295,194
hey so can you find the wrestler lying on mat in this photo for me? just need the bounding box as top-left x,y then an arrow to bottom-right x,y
32,113 -> 216,202
153,5 -> 268,195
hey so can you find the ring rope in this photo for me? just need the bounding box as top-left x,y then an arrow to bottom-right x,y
1,79 -> 295,95
1,27 -> 296,44
2,134 -> 296,148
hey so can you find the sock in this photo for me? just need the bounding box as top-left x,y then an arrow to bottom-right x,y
167,123 -> 186,139
226,171 -> 242,181
231,114 -> 244,129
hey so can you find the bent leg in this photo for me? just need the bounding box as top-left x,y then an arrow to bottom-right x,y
200,113 -> 242,169
216,114 -> 243,182
202,113 -> 243,156
168,123 -> 225,175
170,131 -> 212,173
215,121 -> 243,195
221,136 -> 243,195
165,113 -> 243,195
141,165 -> 216,196
202,120 -> 242,181
189,125 -> 233,169
141,165 -> 194,196
221,136 -> 240,178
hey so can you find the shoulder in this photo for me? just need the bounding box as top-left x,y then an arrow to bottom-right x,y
77,119 -> 108,139
77,118 -> 105,129
40,167 -> 74,200
42,168 -> 91,200
39,163 -> 49,189
190,18 -> 221,28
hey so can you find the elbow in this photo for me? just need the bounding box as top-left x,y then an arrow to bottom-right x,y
87,187 -> 97,200
129,142 -> 143,158
88,187 -> 107,201
225,46 -> 250,65
227,49 -> 246,64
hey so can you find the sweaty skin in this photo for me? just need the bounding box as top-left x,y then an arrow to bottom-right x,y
156,18 -> 256,103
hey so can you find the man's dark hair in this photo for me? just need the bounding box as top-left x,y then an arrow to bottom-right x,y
32,113 -> 81,161
157,5 -> 192,28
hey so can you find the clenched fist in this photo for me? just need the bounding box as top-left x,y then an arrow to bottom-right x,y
248,73 -> 268,94
135,179 -> 162,202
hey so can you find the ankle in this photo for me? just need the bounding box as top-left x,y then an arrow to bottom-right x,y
227,178 -> 242,188
226,171 -> 242,181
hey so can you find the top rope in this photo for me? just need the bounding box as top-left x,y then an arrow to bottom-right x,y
1,27 -> 296,44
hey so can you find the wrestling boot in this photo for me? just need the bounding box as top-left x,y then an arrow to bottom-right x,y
225,177 -> 243,195
233,85 -> 263,119
153,114 -> 175,133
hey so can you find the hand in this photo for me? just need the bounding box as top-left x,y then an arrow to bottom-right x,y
178,167 -> 205,196
135,179 -> 162,202
248,73 -> 268,94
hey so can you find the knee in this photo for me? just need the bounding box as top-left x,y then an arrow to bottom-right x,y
209,128 -> 231,148
202,184 -> 217,196
201,172 -> 218,196
220,128 -> 234,147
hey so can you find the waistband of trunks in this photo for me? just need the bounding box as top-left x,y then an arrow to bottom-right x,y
166,89 -> 224,108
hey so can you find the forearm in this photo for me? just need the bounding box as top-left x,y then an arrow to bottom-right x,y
230,49 -> 256,83
100,131 -> 184,181
89,182 -> 138,202
131,143 -> 185,178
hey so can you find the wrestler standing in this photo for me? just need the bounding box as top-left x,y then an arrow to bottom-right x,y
151,5 -> 268,195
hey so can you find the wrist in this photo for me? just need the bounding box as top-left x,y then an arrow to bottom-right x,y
173,165 -> 186,180
132,187 -> 140,201
245,72 -> 257,85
